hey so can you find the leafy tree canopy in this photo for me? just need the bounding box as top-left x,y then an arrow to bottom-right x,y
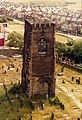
7,31 -> 24,50
0,16 -> 8,23
55,41 -> 66,56
56,39 -> 82,63
72,39 -> 82,63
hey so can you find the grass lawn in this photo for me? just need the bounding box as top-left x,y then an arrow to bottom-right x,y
5,21 -> 24,35
55,33 -> 70,44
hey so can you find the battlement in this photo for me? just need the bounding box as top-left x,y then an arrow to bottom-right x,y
32,23 -> 55,29
25,19 -> 55,30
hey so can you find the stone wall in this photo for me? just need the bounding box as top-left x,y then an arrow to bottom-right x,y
0,49 -> 22,56
32,24 -> 55,76
22,20 -> 56,98
57,61 -> 82,73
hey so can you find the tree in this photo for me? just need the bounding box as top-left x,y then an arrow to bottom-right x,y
56,39 -> 82,63
55,41 -> 66,57
72,39 -> 82,63
63,45 -> 74,59
0,16 -> 8,23
7,31 -> 24,49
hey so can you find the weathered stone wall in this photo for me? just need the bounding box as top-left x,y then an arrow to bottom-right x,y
0,49 -> 22,56
31,24 -> 55,76
28,77 -> 48,97
22,20 -> 56,98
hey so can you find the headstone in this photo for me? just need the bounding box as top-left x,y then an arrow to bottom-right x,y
61,65 -> 64,72
50,112 -> 54,120
72,76 -> 74,81
60,102 -> 62,109
30,109 -> 32,120
11,81 -> 13,85
49,99 -> 52,105
18,116 -> 22,120
71,89 -> 73,92
40,100 -> 44,110
62,104 -> 65,110
4,70 -> 6,74
18,81 -> 20,84
62,80 -> 65,84
2,65 -> 4,69
46,94 -> 48,99
29,100 -> 34,110
77,118 -> 80,120
16,68 -> 19,72
17,94 -> 23,107
8,66 -> 10,70
17,108 -> 19,112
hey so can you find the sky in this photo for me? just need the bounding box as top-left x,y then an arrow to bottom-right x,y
2,0 -> 81,8
3,0 -> 80,3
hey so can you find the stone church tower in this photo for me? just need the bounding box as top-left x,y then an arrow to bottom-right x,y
22,20 -> 55,98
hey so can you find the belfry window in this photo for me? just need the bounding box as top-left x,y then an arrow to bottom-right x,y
38,37 -> 47,55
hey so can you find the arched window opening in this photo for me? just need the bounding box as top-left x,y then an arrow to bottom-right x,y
38,37 -> 47,55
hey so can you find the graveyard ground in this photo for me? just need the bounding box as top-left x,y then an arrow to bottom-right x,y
0,57 -> 82,120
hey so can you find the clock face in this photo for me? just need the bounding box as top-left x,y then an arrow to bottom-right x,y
38,37 -> 47,55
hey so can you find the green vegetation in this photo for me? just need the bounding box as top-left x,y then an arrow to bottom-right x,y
72,40 -> 82,63
0,83 -> 62,120
8,83 -> 23,94
5,16 -> 13,21
56,38 -> 82,63
55,41 -> 66,56
0,16 -> 8,23
0,16 -> 13,23
7,31 -> 24,49
52,97 -> 60,105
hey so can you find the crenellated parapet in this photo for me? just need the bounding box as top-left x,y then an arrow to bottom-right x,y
25,19 -> 55,30
32,23 -> 55,29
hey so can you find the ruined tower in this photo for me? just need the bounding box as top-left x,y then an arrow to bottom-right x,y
22,20 -> 55,98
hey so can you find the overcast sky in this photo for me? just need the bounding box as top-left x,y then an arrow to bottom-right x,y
3,0 -> 80,2
2,0 -> 81,7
